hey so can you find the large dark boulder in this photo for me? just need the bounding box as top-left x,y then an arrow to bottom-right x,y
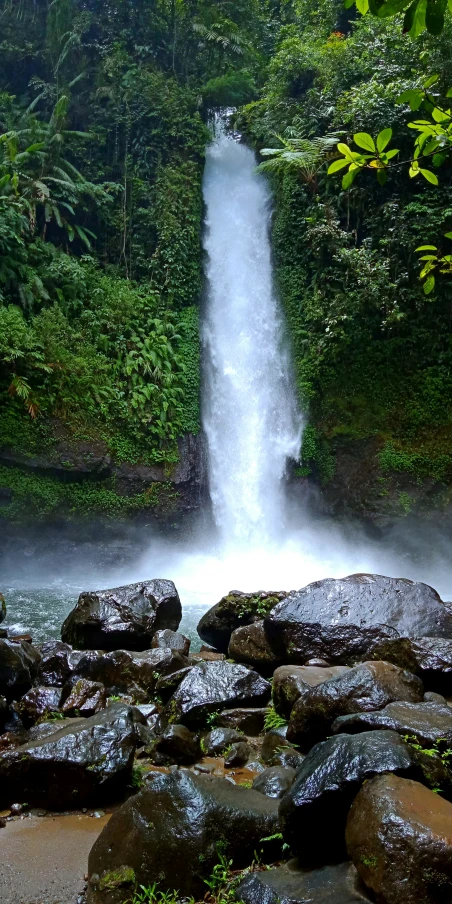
264,575 -> 452,665
261,726 -> 303,768
151,629 -> 190,655
286,661 -> 424,750
410,637 -> 452,693
332,700 -> 452,747
216,707 -> 269,736
35,640 -> 84,686
74,647 -> 190,696
13,686 -> 61,727
235,861 -> 372,904
87,771 -> 280,904
0,639 -> 41,701
60,678 -> 107,717
0,702 -> 142,809
228,621 -> 281,671
252,766 -> 296,799
61,580 -> 182,651
0,593 -> 6,623
273,665 -> 350,718
148,724 -> 200,765
346,774 -> 452,904
162,660 -> 271,728
201,727 -> 245,756
198,592 -> 287,653
278,730 -> 429,864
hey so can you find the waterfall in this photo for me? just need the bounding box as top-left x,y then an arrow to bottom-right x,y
202,127 -> 303,546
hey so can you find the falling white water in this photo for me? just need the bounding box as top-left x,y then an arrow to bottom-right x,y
202,127 -> 302,546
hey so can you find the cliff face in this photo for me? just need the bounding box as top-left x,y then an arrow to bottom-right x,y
0,432 -> 208,528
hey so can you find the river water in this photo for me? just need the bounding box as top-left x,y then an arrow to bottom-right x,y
2,129 -> 452,641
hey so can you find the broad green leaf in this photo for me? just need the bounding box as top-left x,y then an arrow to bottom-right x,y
415,244 -> 438,250
447,88 -> 452,97
342,168 -> 357,189
353,132 -> 376,152
424,275 -> 435,294
418,254 -> 438,260
432,152 -> 447,167
432,107 -> 450,122
356,0 -> 369,11
384,148 -> 400,159
444,232 -> 452,239
327,158 -> 350,174
374,0 -> 412,16
344,0 -> 355,7
376,128 -> 392,152
424,74 -> 440,88
419,167 -> 439,184
337,142 -> 356,161
377,168 -> 388,185
398,89 -> 424,111
426,0 -> 447,34
408,0 -> 427,35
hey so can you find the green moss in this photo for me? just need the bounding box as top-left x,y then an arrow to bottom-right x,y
99,867 -> 136,891
0,466 -> 179,522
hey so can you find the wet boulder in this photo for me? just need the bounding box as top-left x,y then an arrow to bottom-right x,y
0,639 -> 41,701
35,640 -> 83,687
332,700 -> 452,748
162,660 -> 271,728
224,740 -> 251,767
216,707 -> 269,736
13,686 -> 61,727
228,621 -> 281,671
0,702 -> 141,809
235,861 -> 372,904
261,726 -> 301,767
264,574 -> 452,665
148,724 -> 200,765
287,661 -> 424,750
279,730 -> 426,864
410,637 -> 452,693
201,727 -> 245,756
198,591 -> 287,653
151,628 -> 190,655
273,664 -> 350,719
61,580 -> 182,651
74,647 -> 190,696
61,678 -> 108,717
87,770 -> 280,904
155,666 -> 194,702
346,774 -> 452,904
252,766 -> 296,799
0,696 -> 9,731
0,593 -> 5,623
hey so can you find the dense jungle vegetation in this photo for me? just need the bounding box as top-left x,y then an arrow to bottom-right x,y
1,0 -> 452,521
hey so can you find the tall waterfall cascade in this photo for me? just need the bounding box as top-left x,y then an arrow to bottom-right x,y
202,127 -> 303,546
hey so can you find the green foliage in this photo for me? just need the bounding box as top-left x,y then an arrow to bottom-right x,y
202,72 -> 256,108
0,466 -> 179,523
263,705 -> 288,732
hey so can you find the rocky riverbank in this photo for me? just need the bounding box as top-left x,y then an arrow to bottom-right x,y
2,574 -> 452,904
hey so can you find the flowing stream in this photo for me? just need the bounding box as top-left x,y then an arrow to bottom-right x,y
202,127 -> 302,546
2,128 -> 452,640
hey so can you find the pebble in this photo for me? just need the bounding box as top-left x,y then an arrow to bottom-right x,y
91,810 -> 105,818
